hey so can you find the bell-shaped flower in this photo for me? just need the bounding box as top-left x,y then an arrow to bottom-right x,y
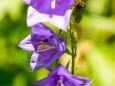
18,23 -> 66,71
23,0 -> 74,16
31,64 -> 92,86
22,0 -> 75,31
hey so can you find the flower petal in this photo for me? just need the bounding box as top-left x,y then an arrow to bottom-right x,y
64,76 -> 92,86
18,34 -> 34,52
49,9 -> 72,31
48,64 -> 71,77
48,37 -> 66,66
30,78 -> 48,86
22,0 -> 31,5
31,23 -> 53,36
71,76 -> 92,86
30,51 -> 57,71
27,6 -> 50,27
30,64 -> 92,86
27,6 -> 72,31
30,53 -> 50,71
26,0 -> 74,16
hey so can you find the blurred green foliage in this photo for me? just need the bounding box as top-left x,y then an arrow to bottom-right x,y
0,0 -> 115,86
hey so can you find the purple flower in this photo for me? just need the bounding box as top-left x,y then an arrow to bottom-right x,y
23,0 -> 74,16
23,0 -> 75,31
30,64 -> 92,86
18,23 -> 66,71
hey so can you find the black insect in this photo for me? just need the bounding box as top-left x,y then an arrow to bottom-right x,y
73,0 -> 85,23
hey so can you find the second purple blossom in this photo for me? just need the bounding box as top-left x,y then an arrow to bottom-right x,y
18,23 -> 66,71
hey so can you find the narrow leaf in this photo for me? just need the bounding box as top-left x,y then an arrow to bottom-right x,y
65,49 -> 72,56
66,59 -> 70,69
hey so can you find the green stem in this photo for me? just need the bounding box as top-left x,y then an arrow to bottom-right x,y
71,43 -> 75,75
70,21 -> 75,75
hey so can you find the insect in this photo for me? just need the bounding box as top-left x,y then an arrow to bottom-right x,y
39,39 -> 48,45
73,0 -> 85,23
37,39 -> 56,52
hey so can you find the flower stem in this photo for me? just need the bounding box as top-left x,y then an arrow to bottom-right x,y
69,21 -> 76,75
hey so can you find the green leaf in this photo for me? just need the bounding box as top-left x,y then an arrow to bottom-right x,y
65,49 -> 72,56
66,60 -> 70,69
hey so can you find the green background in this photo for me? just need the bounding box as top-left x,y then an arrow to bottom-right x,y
0,0 -> 115,86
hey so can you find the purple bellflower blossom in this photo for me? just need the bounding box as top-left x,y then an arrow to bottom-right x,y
27,6 -> 71,31
18,23 -> 66,71
22,0 -> 74,16
22,0 -> 75,31
31,64 -> 92,86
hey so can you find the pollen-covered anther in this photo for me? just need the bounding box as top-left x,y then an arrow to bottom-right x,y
37,40 -> 56,52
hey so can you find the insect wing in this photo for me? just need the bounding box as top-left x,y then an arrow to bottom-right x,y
75,8 -> 82,23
